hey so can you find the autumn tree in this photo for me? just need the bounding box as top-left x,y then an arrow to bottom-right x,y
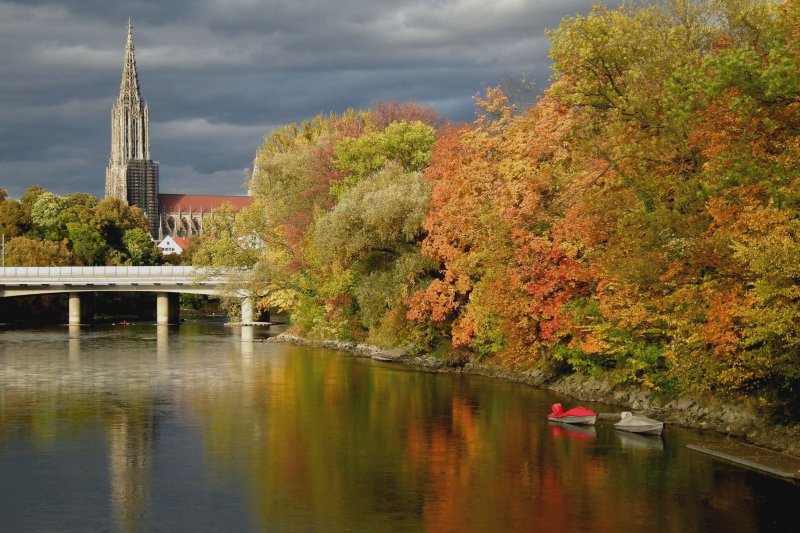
20,185 -> 47,216
0,197 -> 30,238
248,107 -> 441,343
4,237 -> 74,266
370,100 -> 446,130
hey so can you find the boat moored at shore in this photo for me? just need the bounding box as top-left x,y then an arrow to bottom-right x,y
547,403 -> 597,425
614,411 -> 664,435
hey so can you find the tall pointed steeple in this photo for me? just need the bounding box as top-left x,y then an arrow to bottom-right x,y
105,18 -> 159,237
107,18 -> 150,165
118,18 -> 142,107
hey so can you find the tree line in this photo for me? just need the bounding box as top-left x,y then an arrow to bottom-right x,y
0,186 -> 160,266
237,0 -> 800,416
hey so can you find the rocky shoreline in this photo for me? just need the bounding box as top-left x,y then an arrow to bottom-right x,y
265,332 -> 800,457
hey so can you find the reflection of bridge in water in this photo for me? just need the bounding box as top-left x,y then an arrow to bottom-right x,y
0,266 -> 259,324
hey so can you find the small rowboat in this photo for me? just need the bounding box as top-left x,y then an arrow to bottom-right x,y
547,403 -> 597,425
614,411 -> 664,435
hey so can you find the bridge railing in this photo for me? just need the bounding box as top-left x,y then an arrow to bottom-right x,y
0,266 -> 223,283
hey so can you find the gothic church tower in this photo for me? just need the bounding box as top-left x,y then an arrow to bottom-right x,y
105,19 -> 159,237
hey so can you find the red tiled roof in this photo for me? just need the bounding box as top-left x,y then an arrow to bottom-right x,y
159,194 -> 253,213
172,237 -> 192,250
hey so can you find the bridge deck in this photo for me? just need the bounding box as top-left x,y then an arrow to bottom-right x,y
0,266 -> 231,297
1,266 -> 202,282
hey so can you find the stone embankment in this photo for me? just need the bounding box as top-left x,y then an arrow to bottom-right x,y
266,333 -> 800,457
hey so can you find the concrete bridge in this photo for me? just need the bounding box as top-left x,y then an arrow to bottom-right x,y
0,266 -> 257,325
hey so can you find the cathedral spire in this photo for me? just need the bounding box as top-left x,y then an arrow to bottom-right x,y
119,17 -> 141,105
106,18 -> 159,238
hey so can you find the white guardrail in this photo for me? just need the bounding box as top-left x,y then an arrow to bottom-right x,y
0,266 -> 220,283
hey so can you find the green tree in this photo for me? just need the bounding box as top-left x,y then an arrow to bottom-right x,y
314,163 -> 432,266
93,197 -> 149,250
31,192 -> 68,241
66,222 -> 108,265
191,238 -> 252,268
61,192 -> 98,227
191,204 -> 260,268
122,228 -> 160,266
202,203 -> 238,239
312,163 -> 436,344
333,121 -> 436,194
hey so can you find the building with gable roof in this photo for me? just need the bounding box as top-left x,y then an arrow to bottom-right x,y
156,235 -> 192,255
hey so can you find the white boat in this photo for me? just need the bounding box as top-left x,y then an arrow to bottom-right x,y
614,411 -> 664,435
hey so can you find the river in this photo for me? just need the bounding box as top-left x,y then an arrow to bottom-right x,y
0,321 -> 797,532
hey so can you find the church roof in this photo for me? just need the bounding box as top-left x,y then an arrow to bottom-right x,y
158,193 -> 253,213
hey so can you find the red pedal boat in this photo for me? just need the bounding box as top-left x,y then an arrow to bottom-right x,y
547,403 -> 597,425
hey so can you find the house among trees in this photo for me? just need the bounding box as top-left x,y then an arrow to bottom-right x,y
156,235 -> 191,256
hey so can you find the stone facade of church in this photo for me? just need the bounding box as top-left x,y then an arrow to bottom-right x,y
106,20 -> 250,240
158,194 -> 252,239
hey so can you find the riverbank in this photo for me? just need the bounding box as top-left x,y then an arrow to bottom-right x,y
265,332 -> 800,458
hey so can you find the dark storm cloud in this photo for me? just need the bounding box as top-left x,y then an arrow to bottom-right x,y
0,0 -> 604,199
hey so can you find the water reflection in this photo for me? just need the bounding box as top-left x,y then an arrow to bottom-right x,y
616,430 -> 665,452
0,324 -> 796,532
240,326 -> 254,360
68,325 -> 81,368
156,325 -> 169,364
107,401 -> 154,533
549,422 -> 597,443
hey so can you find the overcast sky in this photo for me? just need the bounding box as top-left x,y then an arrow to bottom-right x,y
0,0 -> 607,199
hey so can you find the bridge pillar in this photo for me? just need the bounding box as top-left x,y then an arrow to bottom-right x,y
156,293 -> 180,325
241,297 -> 254,324
68,292 -> 82,325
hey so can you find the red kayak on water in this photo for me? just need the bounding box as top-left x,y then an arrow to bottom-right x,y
547,403 -> 597,425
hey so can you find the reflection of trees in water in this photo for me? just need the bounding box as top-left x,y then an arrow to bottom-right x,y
185,353 -> 761,532
107,401 -> 157,533
0,337 -> 770,532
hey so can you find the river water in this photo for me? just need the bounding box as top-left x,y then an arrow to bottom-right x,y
0,321 -> 797,532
